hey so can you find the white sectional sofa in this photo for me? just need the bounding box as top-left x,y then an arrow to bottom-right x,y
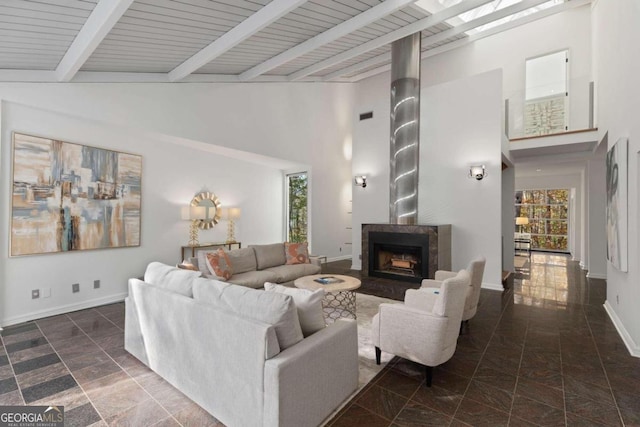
125,263 -> 358,427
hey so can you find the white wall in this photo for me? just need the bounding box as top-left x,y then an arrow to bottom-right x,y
502,164 -> 516,273
419,70 -> 503,288
580,168 -> 588,269
417,5 -> 592,136
586,139 -> 607,279
593,0 -> 640,356
0,81 -> 354,325
0,102 -> 283,325
351,78 -> 391,270
515,172 -> 583,262
352,70 -> 504,289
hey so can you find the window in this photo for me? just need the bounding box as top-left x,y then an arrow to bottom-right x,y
414,0 -> 563,35
286,172 -> 308,243
515,189 -> 569,252
524,50 -> 569,135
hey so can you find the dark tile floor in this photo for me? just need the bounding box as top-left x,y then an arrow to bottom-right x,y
1,253 -> 638,426
326,253 -> 640,426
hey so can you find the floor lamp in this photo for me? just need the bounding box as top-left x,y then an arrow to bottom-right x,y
516,216 -> 529,233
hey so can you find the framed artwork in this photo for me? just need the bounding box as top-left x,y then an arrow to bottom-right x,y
605,137 -> 628,272
10,133 -> 142,256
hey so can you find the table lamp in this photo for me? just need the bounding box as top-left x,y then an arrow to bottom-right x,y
182,206 -> 207,246
222,207 -> 241,243
516,216 -> 529,233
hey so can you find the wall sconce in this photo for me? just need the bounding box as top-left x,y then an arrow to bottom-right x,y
468,165 -> 487,181
516,216 -> 529,233
181,206 -> 207,246
354,175 -> 367,188
221,207 -> 241,243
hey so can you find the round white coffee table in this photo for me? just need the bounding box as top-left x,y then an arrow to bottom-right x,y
294,274 -> 361,320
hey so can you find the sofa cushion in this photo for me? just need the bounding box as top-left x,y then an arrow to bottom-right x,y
250,243 -> 286,270
263,263 -> 321,283
228,270 -> 279,289
193,279 -> 303,350
144,262 -> 201,297
285,242 -> 310,265
265,283 -> 325,337
226,248 -> 257,274
196,250 -> 213,275
206,249 -> 233,281
192,276 -> 231,299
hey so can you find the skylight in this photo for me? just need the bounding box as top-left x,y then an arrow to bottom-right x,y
414,0 -> 564,35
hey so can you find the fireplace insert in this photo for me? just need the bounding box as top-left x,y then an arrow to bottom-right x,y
368,231 -> 429,283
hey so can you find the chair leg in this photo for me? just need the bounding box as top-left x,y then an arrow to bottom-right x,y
425,366 -> 433,387
375,346 -> 381,365
460,319 -> 470,335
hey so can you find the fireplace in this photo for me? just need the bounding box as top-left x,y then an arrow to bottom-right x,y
369,231 -> 429,283
362,224 -> 451,286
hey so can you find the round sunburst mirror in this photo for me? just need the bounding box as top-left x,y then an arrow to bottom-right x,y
190,191 -> 222,229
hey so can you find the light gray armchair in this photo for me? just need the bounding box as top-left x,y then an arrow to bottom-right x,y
421,256 -> 486,325
371,270 -> 470,387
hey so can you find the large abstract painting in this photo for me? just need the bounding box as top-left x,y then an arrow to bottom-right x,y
11,133 -> 142,256
606,137 -> 628,272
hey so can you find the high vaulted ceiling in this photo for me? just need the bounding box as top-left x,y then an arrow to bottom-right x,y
0,0 -> 588,83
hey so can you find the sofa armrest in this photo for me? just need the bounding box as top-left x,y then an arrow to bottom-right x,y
309,256 -> 322,267
434,270 -> 457,281
264,319 -> 358,427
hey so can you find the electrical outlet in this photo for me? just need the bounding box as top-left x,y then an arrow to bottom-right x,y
339,247 -> 342,252
32,289 -> 40,299
72,283 -> 80,293
94,280 -> 100,289
617,294 -> 619,304
359,254 -> 362,260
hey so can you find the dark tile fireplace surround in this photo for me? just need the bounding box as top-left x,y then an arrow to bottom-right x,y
362,224 -> 451,286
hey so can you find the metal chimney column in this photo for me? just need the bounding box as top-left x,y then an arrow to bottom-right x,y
389,33 -> 421,225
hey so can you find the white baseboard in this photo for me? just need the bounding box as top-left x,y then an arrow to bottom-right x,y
351,262 -> 362,270
327,255 -> 352,263
603,300 -> 640,358
2,293 -> 128,327
579,263 -> 587,270
481,282 -> 504,292
586,272 -> 607,279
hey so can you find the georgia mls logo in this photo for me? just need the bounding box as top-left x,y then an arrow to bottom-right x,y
0,405 -> 64,427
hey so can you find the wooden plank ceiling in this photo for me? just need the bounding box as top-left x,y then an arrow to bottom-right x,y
0,0 -> 586,82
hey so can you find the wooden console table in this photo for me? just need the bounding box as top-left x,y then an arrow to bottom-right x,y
181,242 -> 242,261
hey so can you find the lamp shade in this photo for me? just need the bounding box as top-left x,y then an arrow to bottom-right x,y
516,217 -> 529,226
181,206 -> 207,220
228,207 -> 241,220
221,207 -> 241,220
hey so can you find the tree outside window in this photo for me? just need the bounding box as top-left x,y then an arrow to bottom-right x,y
515,189 -> 569,252
287,173 -> 308,243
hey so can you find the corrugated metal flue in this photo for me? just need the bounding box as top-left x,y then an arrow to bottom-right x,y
389,33 -> 421,225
